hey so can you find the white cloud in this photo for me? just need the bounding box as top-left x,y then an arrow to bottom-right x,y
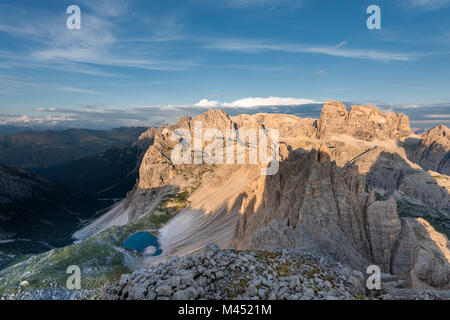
169,96 -> 319,109
8,96 -> 318,129
314,70 -> 326,76
59,86 -> 100,94
194,99 -> 219,108
4,99 -> 448,130
425,114 -> 450,118
222,97 -> 318,108
0,115 -> 75,126
411,119 -> 450,124
392,104 -> 422,109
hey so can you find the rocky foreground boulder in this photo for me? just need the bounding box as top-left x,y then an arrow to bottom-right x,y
104,243 -> 450,300
104,243 -> 365,300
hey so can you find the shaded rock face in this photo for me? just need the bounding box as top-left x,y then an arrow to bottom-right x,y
405,218 -> 450,289
365,151 -> 450,216
366,198 -> 402,272
391,219 -> 420,279
231,148 -> 449,289
405,125 -> 450,175
248,220 -> 320,254
317,101 -> 412,141
231,148 -> 403,273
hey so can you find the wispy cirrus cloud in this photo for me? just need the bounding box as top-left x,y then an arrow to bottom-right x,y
0,75 -> 99,95
59,86 -> 100,94
220,0 -> 297,8
0,76 -> 41,85
400,0 -> 450,10
0,3 -> 194,74
203,38 -> 417,62
79,0 -> 130,17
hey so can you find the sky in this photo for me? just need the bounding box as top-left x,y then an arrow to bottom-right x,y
0,0 -> 449,130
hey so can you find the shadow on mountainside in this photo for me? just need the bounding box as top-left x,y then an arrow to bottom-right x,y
401,136 -> 450,176
366,151 -> 449,232
230,144 -> 450,288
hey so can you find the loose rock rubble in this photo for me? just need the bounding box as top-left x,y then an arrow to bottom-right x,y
104,243 -> 366,300
1,287 -> 98,300
379,288 -> 450,300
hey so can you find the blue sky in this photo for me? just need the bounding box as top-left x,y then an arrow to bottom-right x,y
0,0 -> 449,130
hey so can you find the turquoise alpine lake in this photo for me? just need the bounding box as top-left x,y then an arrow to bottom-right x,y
123,232 -> 162,256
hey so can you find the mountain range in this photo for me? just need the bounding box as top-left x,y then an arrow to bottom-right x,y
0,102 -> 449,299
0,127 -> 146,169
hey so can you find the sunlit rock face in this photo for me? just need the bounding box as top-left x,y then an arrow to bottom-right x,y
316,101 -> 412,141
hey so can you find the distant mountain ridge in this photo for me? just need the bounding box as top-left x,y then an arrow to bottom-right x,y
0,125 -> 68,135
0,127 -> 147,169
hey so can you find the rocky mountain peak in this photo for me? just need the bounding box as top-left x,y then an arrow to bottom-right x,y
425,124 -> 449,140
405,124 -> 449,175
192,109 -> 234,130
317,101 -> 412,141
422,124 -> 449,152
316,101 -> 349,136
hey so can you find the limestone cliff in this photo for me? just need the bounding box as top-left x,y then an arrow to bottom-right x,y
405,124 -> 450,175
317,101 -> 412,141
89,101 -> 450,290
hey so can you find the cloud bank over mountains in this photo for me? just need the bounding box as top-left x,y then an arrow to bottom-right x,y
0,96 -> 320,129
193,97 -> 319,108
222,97 -> 318,108
1,97 -> 448,132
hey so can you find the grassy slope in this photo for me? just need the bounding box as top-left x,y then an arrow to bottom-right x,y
0,191 -> 190,298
